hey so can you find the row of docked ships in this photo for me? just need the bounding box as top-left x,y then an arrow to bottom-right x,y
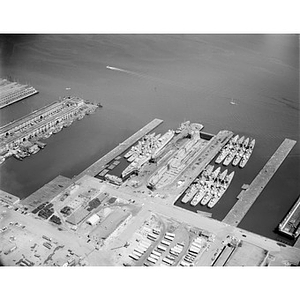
122,121 -> 203,180
215,134 -> 255,168
122,129 -> 176,179
181,165 -> 234,208
180,134 -> 256,208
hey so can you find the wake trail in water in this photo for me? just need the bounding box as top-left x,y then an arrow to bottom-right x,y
106,65 -> 145,77
106,65 -> 191,91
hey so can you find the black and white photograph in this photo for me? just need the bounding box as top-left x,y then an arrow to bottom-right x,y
0,1 -> 299,299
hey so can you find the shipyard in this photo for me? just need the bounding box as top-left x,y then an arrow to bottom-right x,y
1,118 -> 300,267
0,33 -> 299,276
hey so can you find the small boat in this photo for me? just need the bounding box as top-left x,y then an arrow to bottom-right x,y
35,141 -> 46,149
52,126 -> 63,134
63,120 -> 73,128
127,152 -> 138,162
124,149 -> 134,159
77,114 -> 84,120
43,131 -> 52,139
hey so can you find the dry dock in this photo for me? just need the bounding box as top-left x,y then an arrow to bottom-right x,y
75,118 -> 163,180
223,138 -> 297,226
278,195 -> 300,240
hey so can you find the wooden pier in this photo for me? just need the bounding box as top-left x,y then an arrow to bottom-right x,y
75,118 -> 163,180
223,138 -> 297,226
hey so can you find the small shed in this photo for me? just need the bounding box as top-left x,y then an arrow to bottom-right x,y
86,214 -> 100,226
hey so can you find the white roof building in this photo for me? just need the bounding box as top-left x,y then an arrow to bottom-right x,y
86,214 -> 100,226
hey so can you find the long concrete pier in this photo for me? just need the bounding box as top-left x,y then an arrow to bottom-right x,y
223,138 -> 297,226
75,118 -> 163,180
0,78 -> 38,109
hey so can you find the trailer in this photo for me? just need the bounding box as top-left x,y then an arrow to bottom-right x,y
157,245 -> 167,252
147,256 -> 157,264
152,250 -> 161,256
129,254 -> 139,261
162,257 -> 173,265
165,232 -> 175,237
133,249 -> 143,256
161,240 -> 170,246
165,236 -> 174,242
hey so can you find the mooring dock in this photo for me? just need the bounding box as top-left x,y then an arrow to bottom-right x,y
223,138 -> 297,226
75,118 -> 163,180
0,78 -> 38,109
0,96 -> 98,156
278,195 -> 300,240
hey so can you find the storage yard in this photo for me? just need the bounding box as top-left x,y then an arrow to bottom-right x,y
1,119 -> 300,266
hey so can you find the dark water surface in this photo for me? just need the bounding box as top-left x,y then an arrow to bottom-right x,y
0,34 -> 299,242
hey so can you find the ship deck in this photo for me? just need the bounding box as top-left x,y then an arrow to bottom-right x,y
223,138 -> 297,226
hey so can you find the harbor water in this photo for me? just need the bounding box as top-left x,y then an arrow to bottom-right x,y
0,34 -> 299,242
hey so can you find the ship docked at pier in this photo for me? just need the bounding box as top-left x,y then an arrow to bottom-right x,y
0,96 -> 100,163
0,78 -> 38,109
